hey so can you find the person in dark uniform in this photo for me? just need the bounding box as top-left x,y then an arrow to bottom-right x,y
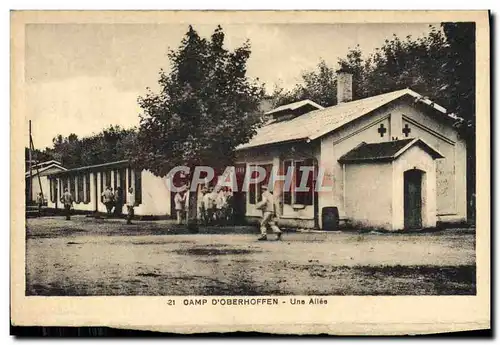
36,192 -> 44,215
60,188 -> 74,220
114,186 -> 124,216
101,186 -> 114,217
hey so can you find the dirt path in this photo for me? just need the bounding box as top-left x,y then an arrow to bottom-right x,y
25,217 -> 476,295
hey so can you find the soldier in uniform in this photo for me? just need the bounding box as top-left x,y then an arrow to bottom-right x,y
114,186 -> 124,216
202,187 -> 216,225
60,188 -> 74,220
126,187 -> 135,224
101,186 -> 114,217
174,189 -> 187,225
255,185 -> 282,241
36,192 -> 44,215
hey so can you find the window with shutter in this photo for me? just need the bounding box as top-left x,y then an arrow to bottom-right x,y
85,173 -> 91,203
248,167 -> 257,204
283,160 -> 292,205
134,169 -> 142,204
105,170 -> 111,188
77,174 -> 84,203
70,176 -> 76,199
49,178 -> 54,202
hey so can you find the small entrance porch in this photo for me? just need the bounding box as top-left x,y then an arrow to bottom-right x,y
339,138 -> 444,231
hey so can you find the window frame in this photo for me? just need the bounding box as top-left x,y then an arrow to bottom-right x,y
76,174 -> 84,203
127,167 -> 132,191
49,178 -> 54,203
282,159 -> 315,207
247,163 -> 273,205
69,176 -> 76,199
105,170 -> 112,189
113,169 -> 118,190
100,171 -> 104,202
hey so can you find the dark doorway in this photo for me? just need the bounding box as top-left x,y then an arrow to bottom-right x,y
170,191 -> 176,219
52,179 -> 59,209
119,168 -> 126,207
404,169 -> 423,229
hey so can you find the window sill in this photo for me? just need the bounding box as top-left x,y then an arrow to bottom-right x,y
291,204 -> 308,210
279,215 -> 314,220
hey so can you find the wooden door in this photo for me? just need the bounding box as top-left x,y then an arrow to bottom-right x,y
404,170 -> 423,229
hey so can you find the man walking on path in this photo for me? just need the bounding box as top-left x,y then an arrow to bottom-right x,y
126,187 -> 135,224
60,188 -> 74,220
36,192 -> 44,215
256,185 -> 282,241
102,186 -> 114,217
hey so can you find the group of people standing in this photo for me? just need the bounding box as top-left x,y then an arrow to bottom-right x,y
173,186 -> 234,225
200,186 -> 233,225
101,186 -> 123,216
102,185 -> 136,224
56,181 -> 282,241
59,185 -> 136,224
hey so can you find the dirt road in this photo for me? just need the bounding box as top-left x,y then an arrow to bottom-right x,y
25,216 -> 476,295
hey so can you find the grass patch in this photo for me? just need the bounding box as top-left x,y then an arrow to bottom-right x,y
301,264 -> 476,295
174,248 -> 258,256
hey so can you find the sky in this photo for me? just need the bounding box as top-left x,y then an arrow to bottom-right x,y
25,22 -> 439,148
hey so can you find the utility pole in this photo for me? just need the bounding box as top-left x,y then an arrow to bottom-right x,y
30,127 -> 44,203
28,120 -> 32,204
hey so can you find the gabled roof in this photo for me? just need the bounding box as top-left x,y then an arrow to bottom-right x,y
338,138 -> 444,164
32,160 -> 64,169
48,160 -> 129,177
25,161 -> 66,177
265,99 -> 324,116
237,88 -> 452,151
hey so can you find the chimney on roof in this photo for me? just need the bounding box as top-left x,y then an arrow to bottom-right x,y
336,70 -> 353,104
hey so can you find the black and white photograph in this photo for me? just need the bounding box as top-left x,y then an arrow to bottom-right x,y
11,10 -> 490,334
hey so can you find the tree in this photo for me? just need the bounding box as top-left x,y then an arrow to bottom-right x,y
339,24 -> 475,219
279,23 -> 475,220
25,147 -> 54,171
44,125 -> 137,169
296,60 -> 338,107
440,22 -> 476,220
337,45 -> 367,99
338,28 -> 449,103
273,60 -> 337,107
440,22 -> 475,127
130,25 -> 265,228
46,133 -> 82,168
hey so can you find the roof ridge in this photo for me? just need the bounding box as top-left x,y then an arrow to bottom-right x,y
289,88 -> 411,119
265,99 -> 324,115
237,87 -> 452,151
338,137 -> 443,163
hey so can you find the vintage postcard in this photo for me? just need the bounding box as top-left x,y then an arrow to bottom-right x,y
11,10 -> 490,335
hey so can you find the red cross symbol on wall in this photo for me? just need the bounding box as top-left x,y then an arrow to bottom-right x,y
402,124 -> 412,137
377,124 -> 387,137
